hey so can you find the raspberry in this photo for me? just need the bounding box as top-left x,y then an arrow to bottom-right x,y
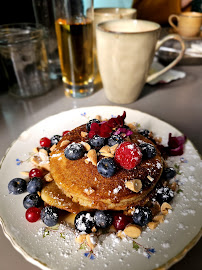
115,142 -> 142,170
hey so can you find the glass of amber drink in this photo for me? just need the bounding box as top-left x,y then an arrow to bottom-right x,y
53,0 -> 94,98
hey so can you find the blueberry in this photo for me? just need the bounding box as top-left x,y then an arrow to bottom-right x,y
155,186 -> 174,204
107,135 -> 124,146
64,142 -> 85,160
89,135 -> 105,149
138,129 -> 150,138
94,210 -> 113,229
139,142 -> 156,159
51,135 -> 62,146
86,119 -> 100,132
8,178 -> 27,195
163,167 -> 176,180
97,158 -> 117,178
74,211 -> 95,233
27,177 -> 43,194
132,206 -> 152,227
23,193 -> 42,209
41,206 -> 59,227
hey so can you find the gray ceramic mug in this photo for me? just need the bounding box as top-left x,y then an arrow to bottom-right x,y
96,19 -> 185,104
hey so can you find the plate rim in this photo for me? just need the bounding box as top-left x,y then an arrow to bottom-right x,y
0,106 -> 201,270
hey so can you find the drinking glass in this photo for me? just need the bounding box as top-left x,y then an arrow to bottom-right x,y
53,0 -> 94,98
32,0 -> 61,80
0,23 -> 51,98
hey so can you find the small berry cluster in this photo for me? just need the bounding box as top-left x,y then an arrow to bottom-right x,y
64,115 -> 150,178
88,111 -> 126,139
74,167 -> 176,234
74,208 -> 152,234
8,130 -> 69,225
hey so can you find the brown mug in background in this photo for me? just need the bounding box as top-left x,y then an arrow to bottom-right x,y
168,12 -> 202,38
96,20 -> 185,104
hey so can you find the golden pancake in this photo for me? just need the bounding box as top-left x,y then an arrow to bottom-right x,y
41,181 -> 87,213
48,124 -> 163,211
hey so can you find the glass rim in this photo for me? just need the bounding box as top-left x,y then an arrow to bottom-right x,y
0,23 -> 44,46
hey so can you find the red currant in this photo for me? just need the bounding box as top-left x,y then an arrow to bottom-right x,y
40,137 -> 51,148
113,213 -> 133,231
25,207 -> 41,223
115,142 -> 142,170
62,130 -> 70,136
29,168 -> 43,179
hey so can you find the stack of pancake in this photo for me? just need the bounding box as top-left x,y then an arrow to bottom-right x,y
41,122 -> 164,214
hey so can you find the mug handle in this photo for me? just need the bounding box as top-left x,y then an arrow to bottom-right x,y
168,14 -> 180,32
168,14 -> 179,32
146,34 -> 185,83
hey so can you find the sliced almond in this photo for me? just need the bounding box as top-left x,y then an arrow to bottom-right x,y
170,182 -> 177,191
125,179 -> 142,193
101,152 -> 114,158
32,147 -> 39,153
75,234 -> 87,244
44,172 -> 53,182
64,213 -> 76,227
39,149 -> 49,161
147,175 -> 154,182
91,226 -> 97,233
82,142 -> 91,151
60,140 -> 70,147
86,234 -> 97,249
85,159 -> 89,164
153,214 -> 164,223
117,231 -> 126,239
30,155 -> 41,166
95,115 -> 102,121
87,149 -> 97,166
124,207 -> 135,216
124,224 -> 142,238
84,187 -> 95,195
40,162 -> 50,172
161,202 -> 172,215
110,143 -> 119,154
81,131 -> 88,138
50,144 -> 57,152
151,201 -> 161,216
37,191 -> 41,197
148,221 -> 159,230
99,145 -> 111,154
109,225 -> 117,233
154,136 -> 162,144
20,171 -> 29,177
127,123 -> 137,131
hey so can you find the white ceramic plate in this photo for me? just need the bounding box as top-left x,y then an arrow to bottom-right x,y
0,106 -> 201,270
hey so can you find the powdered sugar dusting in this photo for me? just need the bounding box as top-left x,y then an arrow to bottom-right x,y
113,185 -> 122,194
